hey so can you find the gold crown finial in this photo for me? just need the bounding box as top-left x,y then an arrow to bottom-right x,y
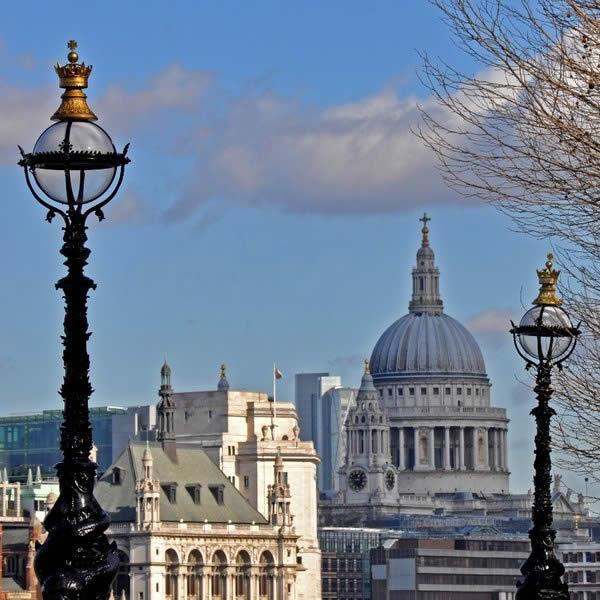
419,212 -> 430,246
51,40 -> 96,121
364,359 -> 370,375
220,363 -> 227,379
533,253 -> 562,306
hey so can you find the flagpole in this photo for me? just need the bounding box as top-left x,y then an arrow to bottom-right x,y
273,362 -> 277,420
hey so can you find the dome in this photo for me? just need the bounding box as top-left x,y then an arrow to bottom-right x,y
370,312 -> 487,378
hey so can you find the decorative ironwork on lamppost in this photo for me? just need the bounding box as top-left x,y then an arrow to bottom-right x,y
18,41 -> 130,600
511,254 -> 580,600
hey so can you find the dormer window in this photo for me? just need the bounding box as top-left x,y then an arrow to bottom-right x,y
162,482 -> 178,504
112,467 -> 123,485
209,485 -> 225,505
186,484 -> 202,505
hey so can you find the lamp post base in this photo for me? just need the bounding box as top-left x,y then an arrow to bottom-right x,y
516,527 -> 569,600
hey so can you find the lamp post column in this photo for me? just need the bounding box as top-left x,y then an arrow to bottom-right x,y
516,364 -> 568,599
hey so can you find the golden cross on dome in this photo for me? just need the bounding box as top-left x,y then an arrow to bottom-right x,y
220,363 -> 227,379
67,40 -> 77,51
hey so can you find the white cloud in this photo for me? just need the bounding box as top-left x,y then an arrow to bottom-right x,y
165,85 -> 470,221
465,308 -> 515,335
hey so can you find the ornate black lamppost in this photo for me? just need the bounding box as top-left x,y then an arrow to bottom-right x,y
18,41 -> 130,600
511,254 -> 580,600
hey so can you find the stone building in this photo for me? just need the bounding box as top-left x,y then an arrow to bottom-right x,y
93,363 -> 321,600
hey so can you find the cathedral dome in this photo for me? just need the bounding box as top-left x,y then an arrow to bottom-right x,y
370,213 -> 487,381
370,312 -> 486,378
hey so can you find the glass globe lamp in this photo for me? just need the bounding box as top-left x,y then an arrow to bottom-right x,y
29,121 -> 119,205
511,254 -> 579,367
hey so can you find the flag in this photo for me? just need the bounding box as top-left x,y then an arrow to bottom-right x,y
274,367 -> 283,379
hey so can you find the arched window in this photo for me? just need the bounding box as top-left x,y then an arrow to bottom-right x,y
259,551 -> 275,600
211,550 -> 227,600
114,550 -> 130,600
186,550 -> 203,600
371,430 -> 377,453
358,431 -> 365,454
235,551 -> 251,599
165,549 -> 179,600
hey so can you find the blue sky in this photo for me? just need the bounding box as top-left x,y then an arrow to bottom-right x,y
0,2 -> 584,498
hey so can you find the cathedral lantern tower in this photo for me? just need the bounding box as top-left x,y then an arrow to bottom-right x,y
135,444 -> 160,528
157,361 -> 177,461
340,361 -> 396,505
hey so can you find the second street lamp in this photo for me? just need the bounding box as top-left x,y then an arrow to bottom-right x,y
511,254 -> 580,600
18,41 -> 130,600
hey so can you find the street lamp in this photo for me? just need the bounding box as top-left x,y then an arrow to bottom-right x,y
511,253 -> 580,600
18,41 -> 130,600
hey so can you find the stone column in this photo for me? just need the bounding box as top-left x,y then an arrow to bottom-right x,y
399,427 -> 405,471
428,427 -> 435,469
498,429 -> 504,471
494,429 -> 501,471
15,483 -> 20,517
444,427 -> 451,470
413,427 -> 420,468
483,428 -> 489,469
471,427 -> 478,470
459,427 -> 466,471
503,429 -> 509,472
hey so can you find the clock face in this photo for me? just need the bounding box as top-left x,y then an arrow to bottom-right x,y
385,470 -> 395,491
348,469 -> 367,491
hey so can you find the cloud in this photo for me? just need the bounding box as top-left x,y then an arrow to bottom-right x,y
2,58 -> 479,221
465,308 -> 515,335
164,85 -> 469,221
96,64 -> 214,132
0,63 -> 214,166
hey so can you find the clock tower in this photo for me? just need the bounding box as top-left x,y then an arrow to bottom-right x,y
340,361 -> 397,505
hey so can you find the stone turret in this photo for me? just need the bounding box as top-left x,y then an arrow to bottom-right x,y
267,448 -> 294,529
135,443 -> 160,529
157,361 -> 177,462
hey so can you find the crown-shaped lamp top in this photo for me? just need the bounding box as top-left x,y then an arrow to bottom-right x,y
532,253 -> 562,306
51,40 -> 97,122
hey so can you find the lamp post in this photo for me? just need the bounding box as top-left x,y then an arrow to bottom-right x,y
511,254 -> 580,600
18,41 -> 130,600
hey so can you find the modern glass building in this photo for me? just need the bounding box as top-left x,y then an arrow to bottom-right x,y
0,405 -> 155,477
319,527 -> 386,600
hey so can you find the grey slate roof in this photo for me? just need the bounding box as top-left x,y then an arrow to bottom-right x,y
95,442 -> 267,525
370,312 -> 487,379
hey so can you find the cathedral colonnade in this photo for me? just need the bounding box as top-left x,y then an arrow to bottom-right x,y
389,425 -> 508,472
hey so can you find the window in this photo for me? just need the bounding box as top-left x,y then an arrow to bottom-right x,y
138,593 -> 143,600
409,387 -> 415,396
388,388 -> 393,397
475,388 -> 480,396
433,387 -> 439,395
209,485 -> 225,505
244,476 -> 250,489
467,388 -> 472,396
378,389 -> 383,397
112,467 -> 122,485
421,387 -> 427,395
162,483 -> 177,504
208,410 -> 213,420
186,484 -> 201,504
445,387 -> 451,395
457,387 -> 462,395
398,388 -> 403,396
419,276 -> 424,291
